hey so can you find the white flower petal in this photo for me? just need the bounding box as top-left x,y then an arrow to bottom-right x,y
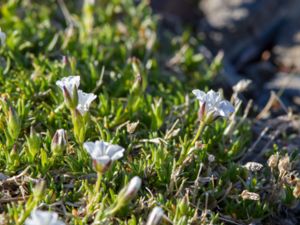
206,90 -> 221,106
25,210 -> 65,225
94,140 -> 109,157
192,89 -> 207,102
83,142 -> 96,156
56,129 -> 67,145
84,140 -> 125,166
106,144 -> 125,160
193,89 -> 235,119
76,90 -> 97,114
217,100 -> 235,117
56,76 -> 80,96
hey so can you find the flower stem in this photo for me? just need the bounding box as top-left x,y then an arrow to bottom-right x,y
95,172 -> 102,193
105,201 -> 123,216
190,121 -> 206,147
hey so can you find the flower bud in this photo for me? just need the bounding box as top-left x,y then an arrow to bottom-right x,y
118,176 -> 142,203
130,74 -> 143,94
51,129 -> 67,156
33,180 -> 46,200
7,106 -> 21,142
62,85 -> 78,110
26,127 -> 41,160
146,207 -> 164,225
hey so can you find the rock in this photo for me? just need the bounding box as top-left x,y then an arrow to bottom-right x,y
273,16 -> 300,70
150,0 -> 201,24
199,0 -> 283,55
200,0 -> 300,71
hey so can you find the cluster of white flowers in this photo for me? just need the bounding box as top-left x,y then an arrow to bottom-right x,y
24,76 -> 235,223
56,76 -> 96,115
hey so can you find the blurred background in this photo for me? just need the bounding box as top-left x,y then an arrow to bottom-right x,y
151,0 -> 300,113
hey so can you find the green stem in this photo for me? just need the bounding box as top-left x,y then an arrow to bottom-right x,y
105,201 -> 124,216
190,121 -> 206,147
95,172 -> 102,193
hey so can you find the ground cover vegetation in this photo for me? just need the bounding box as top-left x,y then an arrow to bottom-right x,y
0,0 -> 299,224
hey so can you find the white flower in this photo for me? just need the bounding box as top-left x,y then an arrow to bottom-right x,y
56,76 -> 80,97
146,207 -> 164,225
56,76 -> 80,108
83,140 -> 125,173
192,89 -> 234,121
51,129 -> 67,155
0,28 -> 6,46
76,90 -> 97,115
25,210 -> 65,225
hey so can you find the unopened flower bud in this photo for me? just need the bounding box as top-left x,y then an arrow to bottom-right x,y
106,176 -> 141,215
146,207 -> 164,225
51,129 -> 67,156
33,180 -> 46,200
118,176 -> 142,203
7,106 -> 21,142
124,176 -> 141,200
26,127 -> 41,159
62,85 -> 78,109
130,74 -> 143,94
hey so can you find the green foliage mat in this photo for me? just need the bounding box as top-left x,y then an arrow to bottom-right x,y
0,0 -> 299,224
